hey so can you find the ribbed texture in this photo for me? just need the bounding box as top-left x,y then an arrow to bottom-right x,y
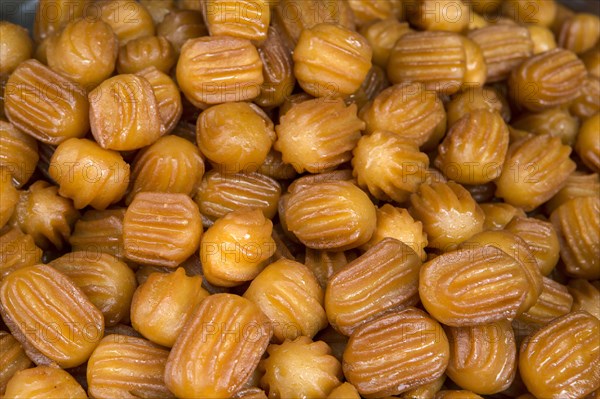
128,135 -> 203,204
197,102 -> 275,174
195,170 -> 281,220
468,24 -> 533,82
364,204 -> 428,260
260,336 -> 341,399
130,268 -> 208,347
244,258 -> 327,341
388,31 -> 466,94
12,181 -> 79,250
460,229 -> 544,315
47,19 -> 117,88
409,182 -> 484,250
446,321 -> 516,394
506,217 -> 560,276
273,0 -> 355,51
326,238 -> 421,336
0,120 -> 39,187
275,98 -> 364,173
419,247 -> 530,326
513,107 -> 579,146
256,26 -> 295,108
520,311 -> 600,398
436,110 -> 509,185
361,82 -> 446,146
293,23 -> 372,96
352,131 -> 429,203
551,196 -> 600,279
206,0 -> 270,43
285,181 -> 376,250
124,192 -> 202,267
166,294 -> 272,399
89,74 -> 163,151
343,308 -> 449,397
70,208 -> 126,259
87,334 -> 174,399
0,228 -> 43,279
558,13 -> 600,54
200,208 -> 275,287
117,36 -> 176,74
176,36 -> 263,105
517,277 -> 573,326
49,138 -> 130,210
49,252 -> 136,326
0,331 -> 31,393
135,67 -> 183,134
496,134 -> 576,211
0,264 -> 104,368
509,48 -> 586,112
4,59 -> 89,144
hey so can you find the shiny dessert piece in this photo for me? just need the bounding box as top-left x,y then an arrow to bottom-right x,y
0,264 -> 104,368
49,138 -> 130,210
244,258 -> 327,342
87,334 -> 175,398
326,238 -> 421,336
124,192 -> 202,268
343,308 -> 449,397
89,74 -> 164,151
293,23 -> 372,98
131,267 -> 209,347
260,336 -> 342,399
176,35 -> 263,106
47,18 -> 118,89
519,311 -> 600,398
49,251 -> 137,326
165,294 -> 272,398
285,181 -> 376,251
200,208 -> 274,287
4,60 -> 89,145
275,98 -> 364,174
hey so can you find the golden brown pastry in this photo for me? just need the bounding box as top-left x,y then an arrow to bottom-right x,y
176,36 -> 263,106
275,98 -> 364,174
0,22 -> 33,76
197,102 -> 275,173
4,60 -> 89,145
293,23 -> 371,98
47,18 -> 118,89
